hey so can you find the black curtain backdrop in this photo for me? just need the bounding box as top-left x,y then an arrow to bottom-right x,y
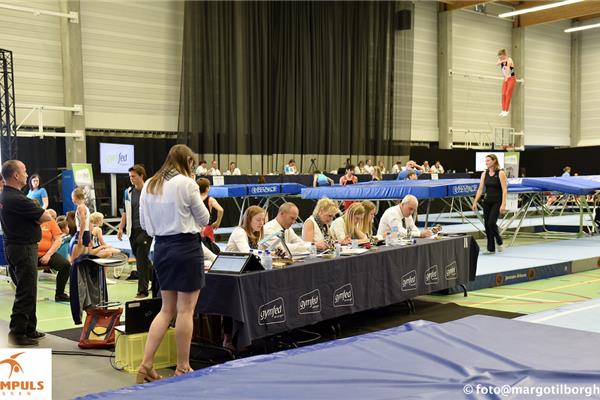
85,136 -> 177,216
178,1 -> 399,161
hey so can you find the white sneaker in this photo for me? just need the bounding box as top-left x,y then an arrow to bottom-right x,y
482,250 -> 496,255
499,111 -> 505,117
497,245 -> 504,253
105,278 -> 116,285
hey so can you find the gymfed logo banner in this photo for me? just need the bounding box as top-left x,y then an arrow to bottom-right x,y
333,284 -> 354,307
0,349 -> 51,399
298,289 -> 321,314
258,297 -> 286,325
249,185 -> 279,195
446,261 -> 458,280
425,265 -> 439,285
401,270 -> 417,291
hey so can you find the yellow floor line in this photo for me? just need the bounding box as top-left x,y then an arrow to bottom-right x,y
470,277 -> 600,307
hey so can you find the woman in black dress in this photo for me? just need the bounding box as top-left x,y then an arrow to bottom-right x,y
472,154 -> 508,254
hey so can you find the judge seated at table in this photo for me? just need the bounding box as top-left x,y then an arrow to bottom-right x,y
377,195 -> 433,238
330,202 -> 368,245
225,206 -> 266,253
302,198 -> 338,250
262,203 -> 311,256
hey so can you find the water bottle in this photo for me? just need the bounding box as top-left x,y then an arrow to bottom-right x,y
351,239 -> 359,249
385,233 -> 391,246
334,242 -> 341,257
391,225 -> 399,242
309,243 -> 317,259
263,250 -> 273,270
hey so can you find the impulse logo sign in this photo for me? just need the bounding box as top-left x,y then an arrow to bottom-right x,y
258,298 -> 286,325
449,184 -> 479,196
249,185 -> 279,195
425,265 -> 439,285
401,270 -> 417,291
333,284 -> 354,307
298,289 -> 321,314
0,349 -> 51,399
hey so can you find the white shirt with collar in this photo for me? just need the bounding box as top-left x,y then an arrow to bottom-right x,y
195,165 -> 208,176
208,168 -> 221,176
330,217 -> 348,241
376,205 -> 420,238
224,168 -> 241,176
140,174 -> 209,236
391,164 -> 402,174
225,226 -> 253,252
364,165 -> 374,175
263,218 -> 310,255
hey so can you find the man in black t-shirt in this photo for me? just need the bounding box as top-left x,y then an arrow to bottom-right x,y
117,164 -> 154,298
0,160 -> 51,346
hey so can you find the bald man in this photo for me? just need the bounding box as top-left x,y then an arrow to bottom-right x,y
377,195 -> 433,238
262,203 -> 311,255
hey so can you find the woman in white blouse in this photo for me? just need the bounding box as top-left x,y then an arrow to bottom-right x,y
137,144 -> 209,383
302,198 -> 339,250
330,202 -> 367,245
225,206 -> 266,252
222,205 -> 266,350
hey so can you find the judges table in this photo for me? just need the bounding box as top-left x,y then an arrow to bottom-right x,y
197,235 -> 479,347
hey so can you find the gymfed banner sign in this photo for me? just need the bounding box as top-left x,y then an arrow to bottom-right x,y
100,142 -> 134,174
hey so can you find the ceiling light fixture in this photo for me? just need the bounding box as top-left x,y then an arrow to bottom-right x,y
499,0 -> 584,19
565,21 -> 600,32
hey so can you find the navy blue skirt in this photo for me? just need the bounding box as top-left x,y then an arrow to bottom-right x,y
153,233 -> 205,292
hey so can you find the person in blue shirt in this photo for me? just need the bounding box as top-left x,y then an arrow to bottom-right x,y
312,170 -> 334,187
561,166 -> 571,177
26,174 -> 48,209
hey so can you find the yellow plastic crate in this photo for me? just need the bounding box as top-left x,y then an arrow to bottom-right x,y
115,327 -> 177,372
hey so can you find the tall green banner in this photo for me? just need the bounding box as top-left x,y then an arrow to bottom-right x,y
71,163 -> 97,213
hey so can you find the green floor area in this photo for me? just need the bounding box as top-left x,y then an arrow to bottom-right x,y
0,270 -> 139,333
420,268 -> 600,315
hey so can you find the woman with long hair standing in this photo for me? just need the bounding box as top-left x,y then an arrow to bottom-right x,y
136,144 -> 209,382
472,154 -> 507,254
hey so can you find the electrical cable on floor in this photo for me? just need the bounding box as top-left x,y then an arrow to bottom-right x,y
51,334 -> 125,372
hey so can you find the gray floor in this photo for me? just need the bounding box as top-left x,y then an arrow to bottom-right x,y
0,320 -> 172,399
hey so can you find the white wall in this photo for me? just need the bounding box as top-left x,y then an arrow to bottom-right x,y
0,0 -> 64,127
411,1 -> 438,142
523,21 -> 571,146
452,11 -> 513,132
579,17 -> 600,146
80,0 -> 183,131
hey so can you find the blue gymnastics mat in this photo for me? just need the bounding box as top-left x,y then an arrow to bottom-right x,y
80,315 -> 600,399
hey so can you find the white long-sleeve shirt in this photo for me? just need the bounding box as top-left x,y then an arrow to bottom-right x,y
225,227 -> 253,252
139,174 -> 209,236
330,217 -> 348,241
376,205 -> 420,238
263,218 -> 310,255
223,168 -> 242,176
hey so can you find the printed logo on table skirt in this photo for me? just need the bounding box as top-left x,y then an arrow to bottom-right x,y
401,270 -> 417,291
258,297 -> 286,325
333,284 -> 354,307
445,261 -> 458,280
425,265 -> 439,285
298,289 -> 321,314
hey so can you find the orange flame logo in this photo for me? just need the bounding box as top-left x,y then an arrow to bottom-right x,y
0,353 -> 25,379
